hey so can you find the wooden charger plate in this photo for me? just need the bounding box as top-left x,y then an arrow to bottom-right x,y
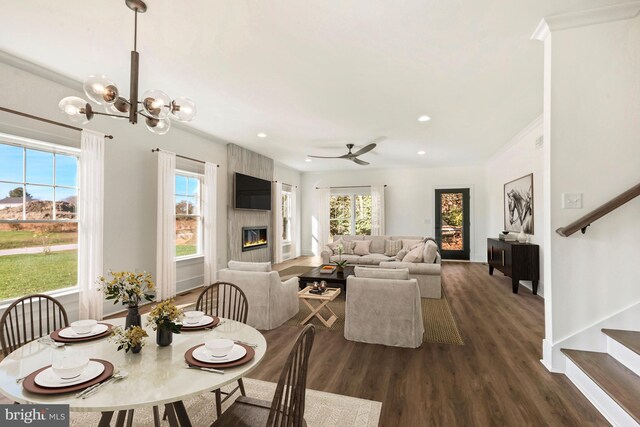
50,323 -> 113,343
185,343 -> 254,368
23,359 -> 114,395
180,316 -> 220,331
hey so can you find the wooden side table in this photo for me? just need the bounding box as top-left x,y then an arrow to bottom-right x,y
297,286 -> 341,328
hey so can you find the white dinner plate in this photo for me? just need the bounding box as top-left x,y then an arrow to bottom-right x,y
34,361 -> 105,388
193,344 -> 247,364
58,323 -> 109,339
180,316 -> 215,328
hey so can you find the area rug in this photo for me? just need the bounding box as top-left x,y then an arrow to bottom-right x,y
278,265 -> 314,281
70,378 -> 382,427
286,290 -> 464,346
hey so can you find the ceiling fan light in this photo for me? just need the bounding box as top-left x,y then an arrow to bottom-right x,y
146,117 -> 171,135
58,96 -> 92,124
170,97 -> 197,121
142,90 -> 171,118
83,75 -> 118,105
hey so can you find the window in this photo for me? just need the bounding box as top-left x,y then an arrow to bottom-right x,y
175,171 -> 203,258
282,189 -> 292,243
329,193 -> 372,240
0,140 -> 79,301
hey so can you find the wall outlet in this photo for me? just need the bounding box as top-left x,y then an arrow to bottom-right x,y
562,193 -> 583,209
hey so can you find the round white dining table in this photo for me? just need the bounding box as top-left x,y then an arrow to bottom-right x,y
0,314 -> 267,427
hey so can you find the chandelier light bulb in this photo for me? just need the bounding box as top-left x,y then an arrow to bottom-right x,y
83,75 -> 119,105
58,96 -> 93,124
170,97 -> 197,122
142,90 -> 171,119
145,116 -> 171,135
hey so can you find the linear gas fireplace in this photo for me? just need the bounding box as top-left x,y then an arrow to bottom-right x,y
242,226 -> 268,252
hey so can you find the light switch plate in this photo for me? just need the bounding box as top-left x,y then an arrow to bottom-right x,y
562,193 -> 583,209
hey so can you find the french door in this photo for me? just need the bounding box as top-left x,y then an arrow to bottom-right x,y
435,188 -> 470,260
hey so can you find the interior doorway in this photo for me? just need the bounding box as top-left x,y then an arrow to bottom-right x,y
435,188 -> 470,260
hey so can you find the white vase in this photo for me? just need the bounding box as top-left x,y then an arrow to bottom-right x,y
517,229 -> 528,243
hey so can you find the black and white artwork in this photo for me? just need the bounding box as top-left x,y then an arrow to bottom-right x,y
504,173 -> 534,234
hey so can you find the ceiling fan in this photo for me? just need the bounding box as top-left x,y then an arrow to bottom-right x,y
307,140 -> 378,166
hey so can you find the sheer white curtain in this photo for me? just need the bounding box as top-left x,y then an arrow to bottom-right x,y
78,130 -> 105,320
203,162 -> 218,285
371,185 -> 386,236
316,187 -> 331,253
290,186 -> 298,258
156,150 -> 176,301
272,181 -> 283,264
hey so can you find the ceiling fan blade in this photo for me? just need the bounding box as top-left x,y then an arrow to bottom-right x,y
366,136 -> 387,145
352,143 -> 376,157
307,155 -> 344,159
352,158 -> 370,166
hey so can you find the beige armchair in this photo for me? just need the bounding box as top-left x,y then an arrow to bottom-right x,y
345,267 -> 424,348
218,261 -> 299,330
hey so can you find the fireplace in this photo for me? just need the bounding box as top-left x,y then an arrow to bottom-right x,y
242,226 -> 268,252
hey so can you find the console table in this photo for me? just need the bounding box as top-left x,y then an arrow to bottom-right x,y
487,238 -> 540,294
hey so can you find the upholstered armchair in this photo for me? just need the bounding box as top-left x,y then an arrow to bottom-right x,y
345,267 -> 424,348
218,261 -> 299,330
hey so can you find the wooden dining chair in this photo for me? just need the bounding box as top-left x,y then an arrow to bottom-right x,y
0,294 -> 69,356
198,282 -> 250,417
212,324 -> 315,427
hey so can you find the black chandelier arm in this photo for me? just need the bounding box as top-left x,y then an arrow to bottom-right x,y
91,111 -> 129,119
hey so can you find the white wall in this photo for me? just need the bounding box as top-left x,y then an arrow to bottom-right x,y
485,116 -> 545,295
0,56 -> 230,320
541,12 -> 640,369
273,162 -> 302,260
300,166 -> 488,262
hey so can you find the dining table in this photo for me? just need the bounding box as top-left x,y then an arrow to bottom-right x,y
0,314 -> 267,427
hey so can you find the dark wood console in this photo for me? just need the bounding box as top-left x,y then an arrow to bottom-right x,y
487,238 -> 540,294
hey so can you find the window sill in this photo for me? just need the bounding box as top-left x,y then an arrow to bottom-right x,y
176,254 -> 204,263
0,286 -> 79,311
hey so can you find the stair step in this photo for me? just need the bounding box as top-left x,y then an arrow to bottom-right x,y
603,329 -> 640,356
562,349 -> 640,424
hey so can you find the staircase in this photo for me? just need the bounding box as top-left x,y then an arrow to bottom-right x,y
562,329 -> 640,426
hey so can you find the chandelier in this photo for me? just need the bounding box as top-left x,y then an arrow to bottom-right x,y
58,0 -> 196,135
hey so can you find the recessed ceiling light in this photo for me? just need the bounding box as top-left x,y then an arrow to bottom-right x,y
305,158 -> 312,162
257,133 -> 267,138
417,150 -> 426,155
418,115 -> 431,122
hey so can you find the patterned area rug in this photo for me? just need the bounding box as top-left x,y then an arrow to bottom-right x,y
70,378 -> 382,427
286,289 -> 464,346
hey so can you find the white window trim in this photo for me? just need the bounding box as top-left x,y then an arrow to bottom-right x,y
175,169 -> 204,261
282,189 -> 292,245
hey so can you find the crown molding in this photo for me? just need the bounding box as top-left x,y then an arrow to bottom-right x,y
486,114 -> 543,164
532,1 -> 640,40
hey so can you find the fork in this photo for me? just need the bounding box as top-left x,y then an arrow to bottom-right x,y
37,337 -> 65,348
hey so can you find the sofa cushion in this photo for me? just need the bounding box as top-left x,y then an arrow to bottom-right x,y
360,253 -> 396,264
354,266 -> 410,280
384,239 -> 402,256
329,254 -> 361,264
340,235 -> 364,242
402,239 -> 423,250
395,248 -> 409,261
353,240 -> 372,256
368,236 -> 386,254
402,243 -> 425,263
228,261 -> 271,272
423,240 -> 439,263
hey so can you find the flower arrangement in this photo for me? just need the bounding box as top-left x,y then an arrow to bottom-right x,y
332,244 -> 348,268
110,326 -> 148,353
146,299 -> 184,334
99,271 -> 155,307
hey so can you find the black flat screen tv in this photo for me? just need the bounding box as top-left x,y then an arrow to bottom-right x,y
234,172 -> 272,211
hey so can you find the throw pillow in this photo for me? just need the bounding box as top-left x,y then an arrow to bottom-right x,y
402,239 -> 423,250
342,240 -> 356,255
384,239 -> 402,256
395,248 -> 409,261
228,261 -> 271,272
353,240 -> 372,256
354,266 -> 410,280
402,243 -> 425,263
423,240 -> 439,263
327,239 -> 344,255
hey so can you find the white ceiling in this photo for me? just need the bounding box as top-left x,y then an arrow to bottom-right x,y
0,0 -> 622,172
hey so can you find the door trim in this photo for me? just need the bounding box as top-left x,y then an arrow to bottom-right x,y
434,188 -> 471,260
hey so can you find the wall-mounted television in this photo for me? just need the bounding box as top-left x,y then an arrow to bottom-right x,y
234,172 -> 272,211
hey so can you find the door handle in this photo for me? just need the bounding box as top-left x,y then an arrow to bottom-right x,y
501,251 -> 505,266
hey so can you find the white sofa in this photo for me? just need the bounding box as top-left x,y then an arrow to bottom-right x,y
345,267 -> 424,348
218,261 -> 299,330
321,235 -> 442,299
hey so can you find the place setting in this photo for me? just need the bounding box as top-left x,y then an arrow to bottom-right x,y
179,310 -> 222,331
49,319 -> 114,344
185,338 -> 256,373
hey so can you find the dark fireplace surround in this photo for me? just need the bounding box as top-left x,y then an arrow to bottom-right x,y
242,226 -> 268,252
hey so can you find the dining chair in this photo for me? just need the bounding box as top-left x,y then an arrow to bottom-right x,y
0,294 -> 69,356
212,324 -> 315,427
198,282 -> 250,417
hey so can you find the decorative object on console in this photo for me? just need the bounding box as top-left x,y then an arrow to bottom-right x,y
517,229 -> 528,243
504,173 -> 534,234
58,0 -> 196,134
499,231 -> 516,241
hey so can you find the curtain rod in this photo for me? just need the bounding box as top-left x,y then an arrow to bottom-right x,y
151,148 -> 219,167
0,106 -> 114,139
315,185 -> 387,190
273,180 -> 298,189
